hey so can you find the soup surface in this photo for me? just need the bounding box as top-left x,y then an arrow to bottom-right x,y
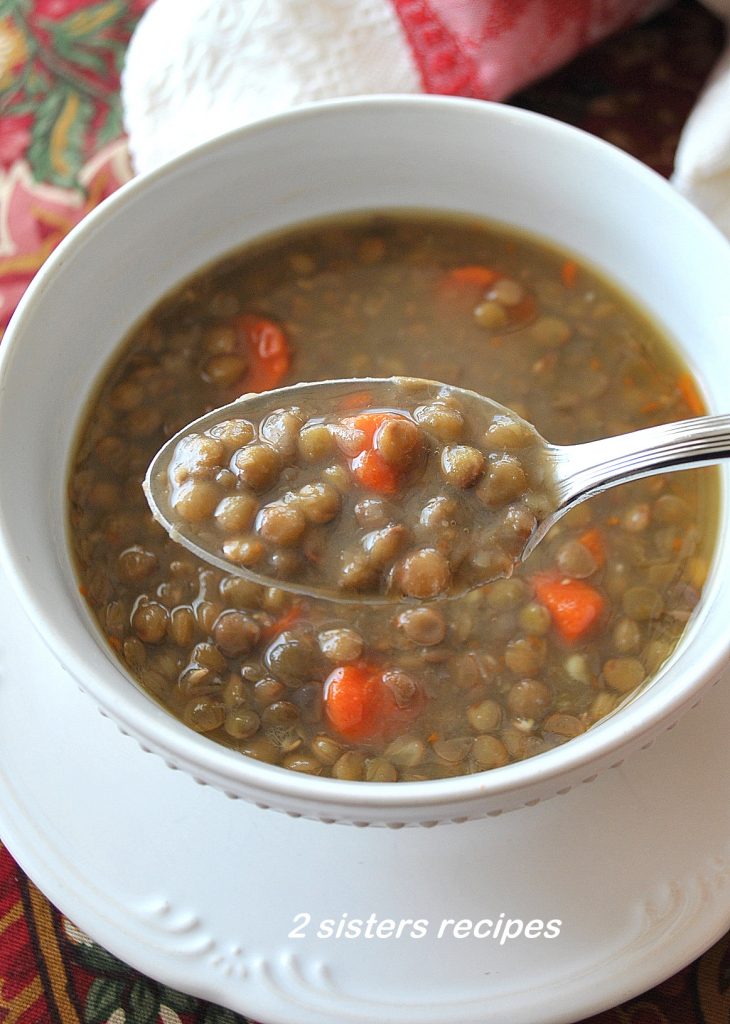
152,377 -> 555,600
68,212 -> 715,781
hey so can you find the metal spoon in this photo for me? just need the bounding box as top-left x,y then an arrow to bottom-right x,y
144,376 -> 730,602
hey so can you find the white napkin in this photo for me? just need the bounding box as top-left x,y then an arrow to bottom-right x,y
671,0 -> 730,235
121,0 -> 421,175
122,0 -> 730,237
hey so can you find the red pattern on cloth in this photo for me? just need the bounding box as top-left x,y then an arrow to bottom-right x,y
387,1 -> 482,95
391,0 -> 669,98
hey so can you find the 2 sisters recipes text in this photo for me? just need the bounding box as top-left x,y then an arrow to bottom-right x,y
288,911 -> 562,943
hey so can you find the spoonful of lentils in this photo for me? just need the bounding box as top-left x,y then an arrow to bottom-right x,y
144,376 -> 730,603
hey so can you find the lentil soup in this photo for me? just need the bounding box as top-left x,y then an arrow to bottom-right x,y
151,377 -> 556,600
68,212 -> 716,781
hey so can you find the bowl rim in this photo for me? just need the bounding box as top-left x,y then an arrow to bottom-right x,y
1,92 -> 730,817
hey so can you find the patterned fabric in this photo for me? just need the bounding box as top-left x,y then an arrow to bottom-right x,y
391,0 -> 668,99
0,1 -> 727,1022
0,0 -> 143,332
0,843 -> 239,1023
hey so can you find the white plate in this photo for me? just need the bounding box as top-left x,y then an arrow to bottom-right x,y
1,564 -> 729,1024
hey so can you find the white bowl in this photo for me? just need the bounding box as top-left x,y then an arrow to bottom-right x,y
1,95 -> 729,827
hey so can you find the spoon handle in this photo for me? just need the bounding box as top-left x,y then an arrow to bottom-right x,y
522,413 -> 730,561
551,413 -> 730,508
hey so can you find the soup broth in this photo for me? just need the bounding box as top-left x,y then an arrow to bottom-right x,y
68,212 -> 716,781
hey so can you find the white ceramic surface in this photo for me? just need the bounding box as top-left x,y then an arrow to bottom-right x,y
2,566 -> 730,1024
1,96 -> 730,825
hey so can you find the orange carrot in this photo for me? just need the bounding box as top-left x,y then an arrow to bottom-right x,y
323,664 -> 397,741
351,448 -> 398,495
533,575 -> 606,644
438,265 -> 501,305
443,265 -> 501,289
677,372 -> 704,416
351,412 -> 391,446
561,260 -> 578,288
345,412 -> 404,495
578,527 -> 606,568
261,604 -> 303,641
439,265 -> 536,327
324,664 -> 385,741
233,314 -> 291,393
324,663 -> 423,741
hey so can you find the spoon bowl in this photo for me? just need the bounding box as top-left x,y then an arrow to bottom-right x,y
144,375 -> 730,602
144,376 -> 550,603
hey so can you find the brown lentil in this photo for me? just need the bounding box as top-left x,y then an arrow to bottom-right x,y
396,607 -> 447,646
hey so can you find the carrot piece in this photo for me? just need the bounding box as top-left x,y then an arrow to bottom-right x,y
351,448 -> 398,495
438,265 -> 501,305
351,412 -> 391,447
324,663 -> 424,742
578,527 -> 606,568
561,260 -> 578,288
261,604 -> 303,641
443,265 -> 501,289
324,664 -> 392,741
533,575 -> 606,644
677,372 -> 704,416
234,314 -> 291,393
343,412 -> 405,494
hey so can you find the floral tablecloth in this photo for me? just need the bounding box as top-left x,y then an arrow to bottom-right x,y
0,2 -> 727,1022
